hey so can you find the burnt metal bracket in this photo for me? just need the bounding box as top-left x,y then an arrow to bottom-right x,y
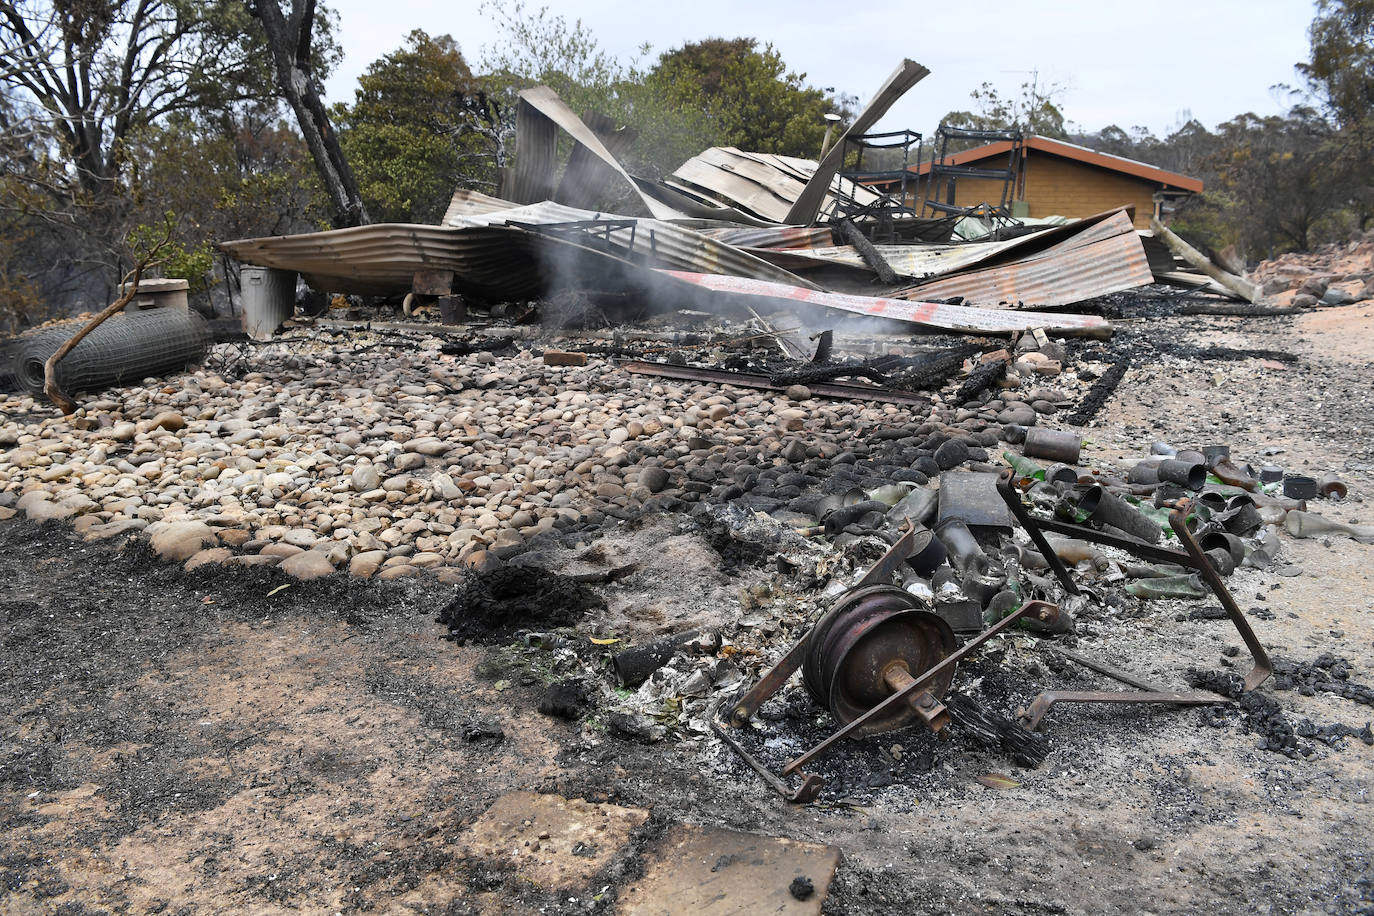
996,470 -> 1190,567
1169,507 -> 1272,690
710,701 -> 824,803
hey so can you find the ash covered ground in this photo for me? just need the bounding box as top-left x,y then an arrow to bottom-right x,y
1,294 -> 1373,914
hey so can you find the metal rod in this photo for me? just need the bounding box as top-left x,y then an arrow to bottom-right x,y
1168,508 -> 1273,691
996,471 -> 1080,594
1020,690 -> 1226,731
1051,647 -> 1160,692
1022,513 -> 1191,566
782,600 -> 1059,775
729,636 -> 809,727
710,702 -> 825,803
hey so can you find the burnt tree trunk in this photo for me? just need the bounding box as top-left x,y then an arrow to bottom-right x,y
248,0 -> 369,229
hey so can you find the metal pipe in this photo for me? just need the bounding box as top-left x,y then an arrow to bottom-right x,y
1022,428 -> 1082,464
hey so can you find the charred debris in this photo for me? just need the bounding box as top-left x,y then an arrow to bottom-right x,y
213,65 -> 1372,802
10,61 -> 1370,811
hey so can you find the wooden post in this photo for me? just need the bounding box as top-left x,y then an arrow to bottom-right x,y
1151,219 -> 1258,303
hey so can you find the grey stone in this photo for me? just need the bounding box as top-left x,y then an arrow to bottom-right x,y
17,491 -> 73,522
185,547 -> 232,570
351,464 -> 381,492
84,519 -> 148,540
934,438 -> 969,470
280,550 -> 336,580
1297,276 -> 1329,297
997,407 -> 1038,427
350,550 -> 388,578
640,466 -> 670,493
149,411 -> 185,432
149,520 -> 216,562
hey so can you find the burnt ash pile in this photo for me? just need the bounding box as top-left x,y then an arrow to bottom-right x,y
1191,668 -> 1373,758
439,566 -> 605,645
1273,653 -> 1374,706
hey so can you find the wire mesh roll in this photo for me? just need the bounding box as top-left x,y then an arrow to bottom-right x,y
13,308 -> 212,396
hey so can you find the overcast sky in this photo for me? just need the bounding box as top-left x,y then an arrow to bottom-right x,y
323,0 -> 1319,142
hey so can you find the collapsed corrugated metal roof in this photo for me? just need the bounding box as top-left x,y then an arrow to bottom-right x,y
222,200 -> 823,297
220,204 -> 1153,319
220,223 -> 649,300
221,63 -> 1246,337
218,221 -> 1109,336
893,209 -> 1154,307
443,200 -> 821,289
721,208 -> 1136,285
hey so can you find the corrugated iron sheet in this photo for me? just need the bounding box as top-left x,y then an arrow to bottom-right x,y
554,110 -> 639,210
669,147 -> 886,224
221,200 -> 820,297
445,200 -> 820,289
443,189 -> 519,224
219,223 -> 640,299
512,86 -> 685,220
656,270 -> 1111,336
733,210 -> 1125,279
895,210 -> 1153,307
221,224 -> 478,295
694,225 -> 836,250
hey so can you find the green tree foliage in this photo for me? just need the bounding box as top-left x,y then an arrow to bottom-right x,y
0,0 -> 339,321
645,38 -> 849,158
334,30 -> 483,223
124,110 -> 329,291
475,0 -> 714,183
475,1 -> 853,192
1204,108 -> 1350,253
0,0 -> 334,192
1298,0 -> 1374,234
1299,0 -> 1374,131
1075,105 -> 1362,258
